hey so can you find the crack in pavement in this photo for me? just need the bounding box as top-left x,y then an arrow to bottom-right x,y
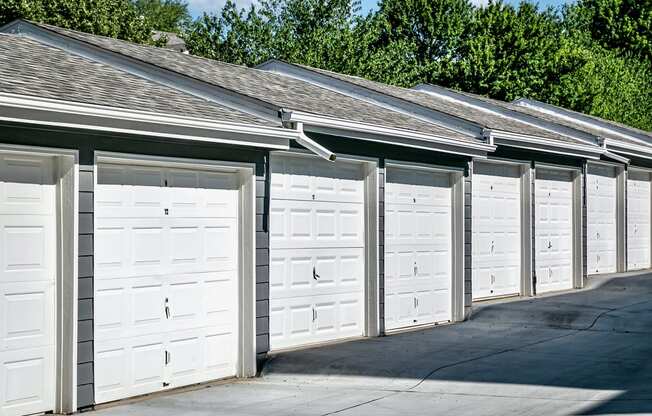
317,298 -> 652,416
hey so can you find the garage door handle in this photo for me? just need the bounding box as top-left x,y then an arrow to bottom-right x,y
164,298 -> 170,319
548,241 -> 552,249
596,232 -> 600,240
312,308 -> 317,322
165,350 -> 171,365
313,267 -> 320,280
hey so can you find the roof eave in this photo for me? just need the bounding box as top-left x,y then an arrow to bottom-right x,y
282,109 -> 495,158
487,129 -> 604,160
0,92 -> 293,149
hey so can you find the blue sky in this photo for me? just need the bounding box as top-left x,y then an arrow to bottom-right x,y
187,0 -> 574,18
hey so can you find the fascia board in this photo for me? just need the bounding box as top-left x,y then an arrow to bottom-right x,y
604,139 -> 652,161
515,98 -> 652,145
414,84 -> 598,145
284,110 -> 495,157
2,20 -> 281,123
259,60 -> 483,137
492,136 -> 602,160
490,129 -> 604,156
0,93 -> 292,149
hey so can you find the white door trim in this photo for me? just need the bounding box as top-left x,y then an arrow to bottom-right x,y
269,150 -> 380,342
93,151 -> 257,379
472,158 -> 533,298
534,163 -> 583,291
0,143 -> 78,414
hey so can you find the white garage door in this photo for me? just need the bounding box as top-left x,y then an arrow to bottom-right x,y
627,170 -> 651,271
0,155 -> 56,416
587,164 -> 618,275
535,168 -> 574,294
94,163 -> 239,404
472,162 -> 522,299
384,167 -> 452,331
269,155 -> 365,350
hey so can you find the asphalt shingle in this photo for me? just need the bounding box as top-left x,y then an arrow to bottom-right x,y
286,63 -> 589,145
31,22 -> 474,143
0,33 -> 275,127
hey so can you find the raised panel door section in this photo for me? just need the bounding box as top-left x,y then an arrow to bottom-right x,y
627,170 -> 651,271
94,163 -> 239,404
535,168 -> 574,294
384,167 -> 452,331
269,155 -> 365,350
472,162 -> 522,300
587,165 -> 618,275
0,155 -> 56,416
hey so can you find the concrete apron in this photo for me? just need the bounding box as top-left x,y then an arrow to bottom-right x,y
93,272 -> 652,416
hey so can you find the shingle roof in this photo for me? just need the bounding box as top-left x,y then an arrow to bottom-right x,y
0,34 -> 275,127
286,63 -> 589,145
510,99 -> 652,146
30,22 -> 474,143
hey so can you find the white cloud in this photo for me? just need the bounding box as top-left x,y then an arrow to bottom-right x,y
469,0 -> 489,6
186,0 -> 259,17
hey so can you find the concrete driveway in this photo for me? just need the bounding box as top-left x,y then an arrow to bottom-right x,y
93,272 -> 652,416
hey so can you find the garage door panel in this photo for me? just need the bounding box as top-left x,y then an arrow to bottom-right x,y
271,157 -> 364,204
416,289 -> 450,323
385,168 -> 453,330
0,280 -> 55,353
269,297 -> 314,349
0,154 -> 56,416
269,248 -> 364,299
94,334 -> 166,404
587,165 -> 617,274
627,171 -> 651,270
95,163 -> 240,403
270,200 -> 364,249
270,155 -> 366,350
0,345 -> 55,416
166,326 -> 237,389
94,276 -> 165,342
385,168 -> 450,206
0,156 -> 56,217
0,218 -> 55,284
472,163 -> 522,299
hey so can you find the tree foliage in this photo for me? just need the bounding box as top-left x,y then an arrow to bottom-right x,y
0,0 -> 155,43
133,0 -> 191,33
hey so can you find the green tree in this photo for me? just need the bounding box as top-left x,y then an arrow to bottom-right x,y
184,0 -> 361,67
570,0 -> 652,63
373,0 -> 474,84
549,37 -> 652,131
0,0 -> 156,43
133,0 -> 191,33
443,0 -> 564,101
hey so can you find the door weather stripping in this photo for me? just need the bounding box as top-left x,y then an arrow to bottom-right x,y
295,122 -> 337,161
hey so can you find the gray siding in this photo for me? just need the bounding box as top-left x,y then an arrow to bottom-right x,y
583,162 -> 588,280
378,166 -> 385,334
255,169 -> 270,361
77,165 -> 94,407
531,165 -> 537,295
464,161 -> 473,316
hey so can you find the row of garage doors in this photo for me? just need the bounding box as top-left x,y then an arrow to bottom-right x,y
2,151 -> 651,415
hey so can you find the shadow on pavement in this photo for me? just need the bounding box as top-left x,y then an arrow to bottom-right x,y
263,273 -> 652,415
